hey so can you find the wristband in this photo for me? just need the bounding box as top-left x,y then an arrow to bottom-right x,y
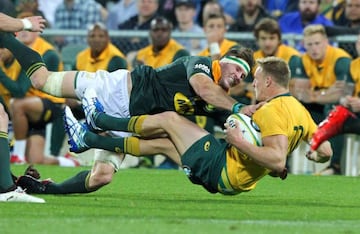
21,18 -> 33,31
209,42 -> 220,56
232,102 -> 244,113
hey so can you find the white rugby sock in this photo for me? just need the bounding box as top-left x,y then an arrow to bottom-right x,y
12,139 -> 26,160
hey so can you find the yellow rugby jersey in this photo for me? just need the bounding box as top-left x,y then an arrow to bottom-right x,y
301,45 -> 351,88
76,43 -> 128,71
135,39 -> 188,68
253,44 -> 300,63
222,94 -> 317,193
0,60 -> 22,108
197,39 -> 239,57
1,37 -> 65,104
350,58 -> 360,96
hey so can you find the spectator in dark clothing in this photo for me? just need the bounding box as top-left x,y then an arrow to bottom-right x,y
114,0 -> 159,55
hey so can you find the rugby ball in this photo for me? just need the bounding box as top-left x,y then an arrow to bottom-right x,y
226,113 -> 262,146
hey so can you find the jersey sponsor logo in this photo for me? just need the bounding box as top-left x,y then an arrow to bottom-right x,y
204,104 -> 215,113
174,92 -> 195,115
195,116 -> 207,129
194,63 -> 210,74
204,141 -> 210,151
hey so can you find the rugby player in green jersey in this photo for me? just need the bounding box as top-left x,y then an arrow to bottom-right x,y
33,57 -> 332,195
20,57 -> 333,196
0,32 -> 261,194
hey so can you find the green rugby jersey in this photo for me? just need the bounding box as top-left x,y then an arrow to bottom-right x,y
129,56 -> 219,116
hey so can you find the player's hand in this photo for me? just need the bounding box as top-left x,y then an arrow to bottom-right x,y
240,102 -> 264,116
25,16 -> 46,32
305,150 -> 330,163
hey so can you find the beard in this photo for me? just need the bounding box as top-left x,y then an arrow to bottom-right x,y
300,10 -> 317,23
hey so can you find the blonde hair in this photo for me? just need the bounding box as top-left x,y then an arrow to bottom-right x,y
256,57 -> 290,88
303,24 -> 327,38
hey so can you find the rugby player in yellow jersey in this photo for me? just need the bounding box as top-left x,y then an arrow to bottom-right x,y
290,24 -> 353,175
0,12 -> 45,203
0,29 -> 262,194
44,57 -> 333,195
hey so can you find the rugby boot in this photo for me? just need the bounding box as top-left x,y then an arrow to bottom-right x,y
81,88 -> 104,132
310,105 -> 356,151
64,106 -> 90,153
0,186 -> 45,203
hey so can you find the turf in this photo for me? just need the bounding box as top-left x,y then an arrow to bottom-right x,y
2,165 -> 360,234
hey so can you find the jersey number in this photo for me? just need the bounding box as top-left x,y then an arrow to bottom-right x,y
290,125 -> 304,152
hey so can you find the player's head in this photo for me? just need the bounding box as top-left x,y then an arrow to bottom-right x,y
303,24 -> 328,62
218,47 -> 254,90
254,18 -> 282,56
253,56 -> 290,101
87,22 -> 109,55
150,16 -> 173,51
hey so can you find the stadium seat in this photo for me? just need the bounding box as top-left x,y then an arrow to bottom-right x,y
61,44 -> 87,70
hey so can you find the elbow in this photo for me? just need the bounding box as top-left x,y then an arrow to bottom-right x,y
272,157 -> 287,173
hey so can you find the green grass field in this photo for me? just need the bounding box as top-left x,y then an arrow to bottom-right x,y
1,165 -> 360,234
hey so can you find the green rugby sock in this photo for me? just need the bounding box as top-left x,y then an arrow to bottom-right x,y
96,114 -> 147,134
44,170 -> 93,194
0,131 -> 15,192
0,32 -> 45,77
83,131 -> 141,155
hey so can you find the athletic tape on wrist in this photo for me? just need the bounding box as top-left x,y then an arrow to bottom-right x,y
21,18 -> 33,31
232,102 -> 244,113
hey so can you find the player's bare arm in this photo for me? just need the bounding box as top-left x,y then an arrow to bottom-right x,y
189,73 -> 237,111
0,13 -> 46,32
225,120 -> 288,172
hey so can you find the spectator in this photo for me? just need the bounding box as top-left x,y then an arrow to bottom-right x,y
253,18 -> 300,65
37,0 -> 62,27
321,0 -> 347,25
325,0 -> 360,58
106,0 -> 138,30
290,24 -> 353,175
198,13 -> 239,60
229,0 -> 272,33
53,0 -> 103,49
198,0 -> 238,27
278,0 -> 334,52
76,22 -> 128,71
173,0 -> 206,54
262,0 -> 299,18
15,0 -> 46,19
279,0 -> 334,34
115,0 -> 159,55
157,0 -> 177,25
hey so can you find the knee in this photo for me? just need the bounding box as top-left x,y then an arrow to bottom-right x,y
89,163 -> 115,188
